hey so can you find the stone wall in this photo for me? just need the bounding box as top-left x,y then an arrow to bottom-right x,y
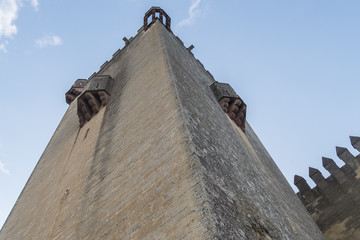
158,20 -> 325,239
1,18 -> 325,239
0,20 -> 210,240
295,136 -> 360,240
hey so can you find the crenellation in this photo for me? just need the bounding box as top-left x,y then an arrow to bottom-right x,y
322,157 -> 337,170
295,136 -> 360,240
350,136 -> 360,152
112,48 -> 121,58
175,36 -> 184,46
294,175 -> 311,193
196,59 -> 204,68
294,176 -> 321,210
309,167 -> 326,187
206,70 -> 215,80
88,72 -> 97,80
322,157 -> 347,184
100,61 -> 109,70
336,146 -> 358,170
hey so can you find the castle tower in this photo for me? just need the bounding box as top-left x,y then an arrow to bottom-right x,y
0,8 -> 325,239
294,136 -> 360,240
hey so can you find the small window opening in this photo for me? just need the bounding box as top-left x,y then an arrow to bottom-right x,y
147,15 -> 152,25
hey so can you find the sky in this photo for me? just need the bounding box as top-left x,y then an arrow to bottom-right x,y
1,0 -> 360,229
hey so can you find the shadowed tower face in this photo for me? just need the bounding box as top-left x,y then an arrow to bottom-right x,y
0,7 -> 325,240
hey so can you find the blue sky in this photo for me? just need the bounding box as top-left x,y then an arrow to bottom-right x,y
1,0 -> 360,229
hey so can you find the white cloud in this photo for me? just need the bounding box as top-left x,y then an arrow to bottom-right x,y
35,35 -> 63,48
0,160 -> 10,175
0,0 -> 20,53
30,0 -> 38,11
178,0 -> 202,27
0,42 -> 7,53
0,0 -> 19,38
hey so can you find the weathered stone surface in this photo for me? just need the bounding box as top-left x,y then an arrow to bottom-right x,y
295,139 -> 360,240
0,20 -> 210,240
1,19 -> 325,240
157,20 -> 324,239
65,79 -> 88,104
294,175 -> 311,192
76,75 -> 113,127
210,82 -> 247,132
210,82 -> 238,101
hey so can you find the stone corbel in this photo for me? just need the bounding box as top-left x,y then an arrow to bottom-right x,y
77,75 -> 114,127
210,82 -> 247,132
65,79 -> 88,104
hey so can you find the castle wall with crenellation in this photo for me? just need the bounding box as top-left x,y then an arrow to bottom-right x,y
295,136 -> 360,240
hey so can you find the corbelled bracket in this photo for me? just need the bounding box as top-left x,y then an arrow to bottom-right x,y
65,79 -> 88,104
210,82 -> 247,132
77,75 -> 114,127
144,7 -> 171,32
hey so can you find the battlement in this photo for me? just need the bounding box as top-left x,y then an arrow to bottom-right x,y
294,136 -> 360,239
295,136 -> 360,196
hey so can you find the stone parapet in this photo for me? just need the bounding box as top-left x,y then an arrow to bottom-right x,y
294,136 -> 360,240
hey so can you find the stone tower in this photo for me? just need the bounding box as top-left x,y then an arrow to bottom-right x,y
0,7 -> 325,239
295,136 -> 360,240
